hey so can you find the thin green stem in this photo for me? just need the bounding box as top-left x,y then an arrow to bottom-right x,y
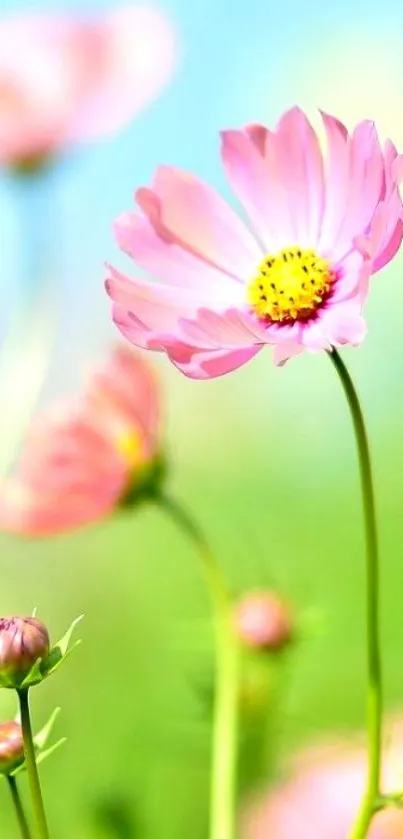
7,775 -> 33,839
17,689 -> 50,839
155,490 -> 238,839
330,349 -> 382,839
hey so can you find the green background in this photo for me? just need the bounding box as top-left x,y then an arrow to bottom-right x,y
1,274 -> 403,836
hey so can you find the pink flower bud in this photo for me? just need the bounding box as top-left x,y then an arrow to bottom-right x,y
234,593 -> 293,651
0,721 -> 24,774
0,617 -> 50,687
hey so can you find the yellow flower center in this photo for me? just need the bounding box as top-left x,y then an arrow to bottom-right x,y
247,246 -> 335,323
115,430 -> 143,466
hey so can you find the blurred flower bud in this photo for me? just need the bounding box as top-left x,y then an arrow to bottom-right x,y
0,721 -> 24,774
234,592 -> 293,652
0,617 -> 50,688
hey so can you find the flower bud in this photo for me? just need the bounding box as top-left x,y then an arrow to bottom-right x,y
0,721 -> 24,774
234,592 -> 293,651
0,617 -> 50,688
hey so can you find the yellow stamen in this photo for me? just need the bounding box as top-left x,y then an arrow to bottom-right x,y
115,431 -> 142,466
247,246 -> 335,323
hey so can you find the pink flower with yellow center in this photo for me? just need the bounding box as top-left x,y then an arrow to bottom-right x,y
106,108 -> 403,377
0,347 -> 160,535
0,7 -> 177,167
243,733 -> 403,839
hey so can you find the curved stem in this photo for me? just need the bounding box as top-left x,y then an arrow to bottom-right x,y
330,350 -> 382,839
17,689 -> 51,839
155,490 -> 238,839
7,775 -> 33,839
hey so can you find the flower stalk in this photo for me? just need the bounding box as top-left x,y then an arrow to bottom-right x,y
155,490 -> 239,839
7,774 -> 33,839
18,688 -> 51,839
330,349 -> 382,839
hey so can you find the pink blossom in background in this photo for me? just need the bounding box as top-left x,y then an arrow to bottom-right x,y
0,6 -> 177,166
106,108 -> 403,378
243,730 -> 403,839
234,592 -> 293,650
0,346 -> 160,535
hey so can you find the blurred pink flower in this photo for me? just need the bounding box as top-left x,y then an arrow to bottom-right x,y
106,108 -> 403,378
0,7 -> 177,166
0,346 -> 160,535
243,732 -> 403,839
234,592 -> 293,651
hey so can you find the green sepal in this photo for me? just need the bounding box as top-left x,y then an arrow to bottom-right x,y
118,453 -> 166,510
35,738 -> 66,768
40,614 -> 84,679
18,657 -> 43,689
33,706 -> 61,749
18,615 -> 83,690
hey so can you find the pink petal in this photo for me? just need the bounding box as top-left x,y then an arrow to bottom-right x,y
319,115 -> 384,263
373,215 -> 403,272
112,305 -> 162,351
0,405 -> 127,536
355,192 -> 403,274
332,252 -> 371,305
179,307 -> 265,349
0,475 -> 119,536
392,152 -> 403,183
221,128 -> 293,250
67,7 -> 178,143
106,265 -> 228,334
245,123 -> 268,155
166,342 -> 261,379
302,303 -> 367,352
134,165 -> 261,280
83,345 -> 159,452
112,304 -> 261,378
273,340 -> 304,367
273,107 -> 325,246
114,210 -> 244,295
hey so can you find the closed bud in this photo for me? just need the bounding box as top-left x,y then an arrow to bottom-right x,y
0,617 -> 50,688
0,721 -> 24,774
234,592 -> 293,651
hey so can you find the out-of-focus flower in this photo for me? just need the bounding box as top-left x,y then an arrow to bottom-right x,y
0,721 -> 24,774
243,731 -> 403,839
0,6 -> 177,168
0,347 -> 161,535
0,617 -> 49,688
234,592 -> 293,651
106,108 -> 403,378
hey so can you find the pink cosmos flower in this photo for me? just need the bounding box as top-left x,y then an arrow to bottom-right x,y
106,108 -> 403,377
243,732 -> 403,839
0,7 -> 177,167
0,347 -> 160,535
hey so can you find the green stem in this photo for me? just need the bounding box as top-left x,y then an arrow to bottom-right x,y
17,689 -> 51,839
330,350 -> 382,839
155,490 -> 238,839
7,775 -> 33,839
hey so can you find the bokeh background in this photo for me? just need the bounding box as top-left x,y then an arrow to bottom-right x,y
1,0 -> 403,836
